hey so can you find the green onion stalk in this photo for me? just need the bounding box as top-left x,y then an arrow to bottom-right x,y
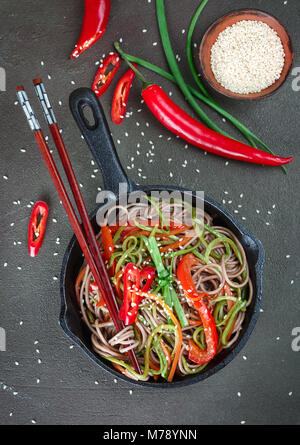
114,0 -> 287,173
143,234 -> 189,328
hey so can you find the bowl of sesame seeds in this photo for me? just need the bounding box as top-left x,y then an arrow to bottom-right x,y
199,9 -> 294,99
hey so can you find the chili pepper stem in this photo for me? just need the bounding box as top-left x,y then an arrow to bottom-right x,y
114,42 -> 152,89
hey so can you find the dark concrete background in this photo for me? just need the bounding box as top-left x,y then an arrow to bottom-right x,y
0,0 -> 299,425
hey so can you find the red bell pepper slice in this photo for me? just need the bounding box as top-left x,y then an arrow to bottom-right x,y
101,225 -> 115,276
92,53 -> 121,98
119,263 -> 141,326
28,201 -> 49,257
71,0 -> 111,59
177,253 -> 218,364
111,63 -> 137,125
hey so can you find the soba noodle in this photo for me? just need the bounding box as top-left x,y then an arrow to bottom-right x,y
75,200 -> 252,382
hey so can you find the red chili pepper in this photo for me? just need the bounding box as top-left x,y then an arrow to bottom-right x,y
101,225 -> 115,276
111,64 -> 137,125
119,264 -> 156,325
92,53 -> 121,98
71,0 -> 111,59
177,254 -> 218,364
119,263 -> 141,326
142,84 -> 293,167
89,282 -> 98,292
140,266 -> 156,293
115,45 -> 293,167
28,201 -> 49,257
89,281 -> 105,307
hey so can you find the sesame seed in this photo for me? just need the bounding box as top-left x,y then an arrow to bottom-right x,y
211,20 -> 285,94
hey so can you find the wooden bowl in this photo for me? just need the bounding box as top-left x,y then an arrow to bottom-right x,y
199,9 -> 294,99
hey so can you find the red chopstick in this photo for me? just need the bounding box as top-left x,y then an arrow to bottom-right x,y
16,85 -> 141,375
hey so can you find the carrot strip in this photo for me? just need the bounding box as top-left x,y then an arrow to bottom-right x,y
149,358 -> 160,372
112,363 -> 127,375
159,236 -> 193,253
160,340 -> 171,369
75,265 -> 87,306
188,318 -> 202,326
135,291 -> 182,382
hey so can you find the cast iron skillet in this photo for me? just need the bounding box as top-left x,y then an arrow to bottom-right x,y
60,88 -> 264,387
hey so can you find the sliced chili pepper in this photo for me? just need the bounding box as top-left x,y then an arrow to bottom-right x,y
119,263 -> 141,326
115,43 -> 293,167
92,53 -> 121,98
28,201 -> 49,257
140,266 -> 156,293
87,281 -> 105,307
71,0 -> 111,59
101,225 -> 115,276
89,281 -> 98,292
118,264 -> 156,325
177,253 -> 218,364
111,63 -> 137,125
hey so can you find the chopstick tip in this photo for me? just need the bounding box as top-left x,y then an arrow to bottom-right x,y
33,78 -> 42,86
15,85 -> 24,92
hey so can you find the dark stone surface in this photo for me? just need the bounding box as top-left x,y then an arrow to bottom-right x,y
0,0 -> 299,425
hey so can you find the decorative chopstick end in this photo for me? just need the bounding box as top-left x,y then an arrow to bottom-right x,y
16,86 -> 40,132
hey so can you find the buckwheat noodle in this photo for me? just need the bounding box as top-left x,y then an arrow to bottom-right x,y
75,200 -> 252,381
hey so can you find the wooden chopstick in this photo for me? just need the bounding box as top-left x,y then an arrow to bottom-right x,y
16,85 -> 141,375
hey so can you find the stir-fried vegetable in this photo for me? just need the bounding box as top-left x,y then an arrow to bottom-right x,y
75,200 -> 251,382
177,254 -> 218,364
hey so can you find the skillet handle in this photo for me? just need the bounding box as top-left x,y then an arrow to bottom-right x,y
69,88 -> 135,196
